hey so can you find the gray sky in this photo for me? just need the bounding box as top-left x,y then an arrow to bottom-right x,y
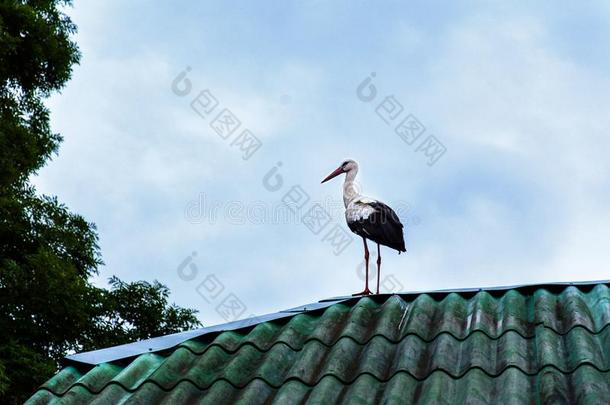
34,1 -> 610,325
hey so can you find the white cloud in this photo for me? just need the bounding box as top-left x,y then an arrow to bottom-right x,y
33,2 -> 610,325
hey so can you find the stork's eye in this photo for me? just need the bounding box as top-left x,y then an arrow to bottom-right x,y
342,161 -> 348,167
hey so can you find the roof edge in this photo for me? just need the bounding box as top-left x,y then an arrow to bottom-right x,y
63,297 -> 349,367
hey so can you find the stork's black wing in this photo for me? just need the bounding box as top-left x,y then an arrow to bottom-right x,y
348,201 -> 406,252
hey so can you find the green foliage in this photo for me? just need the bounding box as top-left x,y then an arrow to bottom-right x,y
0,0 -> 80,188
81,277 -> 201,352
0,2 -> 201,403
0,359 -> 8,395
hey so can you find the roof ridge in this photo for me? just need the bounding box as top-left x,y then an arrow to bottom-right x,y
323,279 -> 610,301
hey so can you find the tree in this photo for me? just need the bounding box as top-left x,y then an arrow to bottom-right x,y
81,277 -> 201,352
0,2 -> 201,403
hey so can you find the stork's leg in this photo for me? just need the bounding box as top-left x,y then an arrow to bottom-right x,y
353,237 -> 372,295
376,243 -> 381,294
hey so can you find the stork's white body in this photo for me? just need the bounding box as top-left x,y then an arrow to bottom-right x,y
345,197 -> 376,224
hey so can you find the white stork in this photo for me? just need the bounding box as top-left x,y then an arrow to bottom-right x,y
321,159 -> 406,295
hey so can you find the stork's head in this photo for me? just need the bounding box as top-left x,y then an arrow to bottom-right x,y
321,159 -> 358,183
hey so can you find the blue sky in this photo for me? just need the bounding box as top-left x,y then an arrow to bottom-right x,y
33,1 -> 610,325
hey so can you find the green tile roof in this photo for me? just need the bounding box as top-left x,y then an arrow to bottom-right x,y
26,282 -> 610,404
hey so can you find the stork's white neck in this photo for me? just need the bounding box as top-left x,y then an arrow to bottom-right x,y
343,168 -> 360,208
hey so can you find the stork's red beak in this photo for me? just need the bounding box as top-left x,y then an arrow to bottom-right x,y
321,166 -> 344,183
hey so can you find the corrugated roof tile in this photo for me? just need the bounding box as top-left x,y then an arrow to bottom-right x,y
26,282 -> 610,404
